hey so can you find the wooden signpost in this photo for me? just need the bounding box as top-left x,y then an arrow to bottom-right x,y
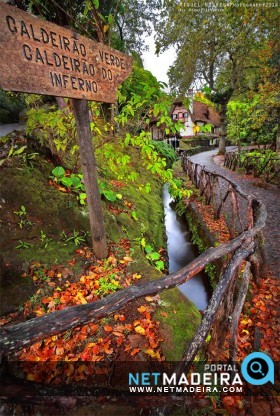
0,3 -> 133,258
0,3 -> 132,102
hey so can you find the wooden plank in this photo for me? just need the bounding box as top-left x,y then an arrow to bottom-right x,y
0,3 -> 133,103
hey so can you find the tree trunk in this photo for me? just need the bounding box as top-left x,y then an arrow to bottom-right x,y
276,118 -> 280,153
55,96 -> 68,110
218,104 -> 227,155
71,99 -> 108,259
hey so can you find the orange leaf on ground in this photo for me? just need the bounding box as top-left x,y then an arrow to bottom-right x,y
137,305 -> 147,313
41,297 -> 50,304
114,314 -> 126,321
131,348 -> 141,356
104,325 -> 113,332
55,346 -> 64,355
103,343 -> 114,355
35,309 -> 45,316
145,312 -> 151,320
92,344 -> 100,355
149,338 -> 158,349
113,331 -> 124,337
117,337 -> 124,346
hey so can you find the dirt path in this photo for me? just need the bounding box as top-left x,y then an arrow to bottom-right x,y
189,149 -> 280,279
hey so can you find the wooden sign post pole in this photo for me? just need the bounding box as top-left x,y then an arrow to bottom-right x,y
72,98 -> 108,259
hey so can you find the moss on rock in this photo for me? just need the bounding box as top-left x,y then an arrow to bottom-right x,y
155,288 -> 201,360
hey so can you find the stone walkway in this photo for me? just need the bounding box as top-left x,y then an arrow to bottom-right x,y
0,123 -> 25,137
189,149 -> 280,279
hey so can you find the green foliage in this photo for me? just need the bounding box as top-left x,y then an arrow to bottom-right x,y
0,138 -> 38,168
205,263 -> 218,290
16,240 -> 32,249
105,130 -> 190,200
239,149 -> 279,177
136,238 -> 166,271
0,143 -> 29,167
151,140 -> 177,168
186,213 -> 217,289
51,166 -> 65,179
102,80 -> 191,200
31,265 -> 49,282
98,180 -> 123,202
121,63 -> 161,103
40,230 -> 53,249
78,193 -> 87,205
96,273 -> 120,296
227,100 -> 250,148
61,230 -> 88,246
51,167 -> 85,199
174,200 -> 187,217
14,205 -> 33,229
14,205 -> 27,217
227,79 -> 280,147
131,210 -> 138,221
23,94 -> 44,108
23,58 -> 191,204
50,166 -> 122,204
26,105 -> 78,167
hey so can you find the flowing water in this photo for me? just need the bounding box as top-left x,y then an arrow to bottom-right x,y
163,184 -> 212,310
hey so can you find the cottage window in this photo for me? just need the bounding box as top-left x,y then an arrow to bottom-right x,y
172,114 -> 178,120
184,112 -> 188,120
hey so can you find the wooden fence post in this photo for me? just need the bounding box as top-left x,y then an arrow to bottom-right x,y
72,99 -> 108,259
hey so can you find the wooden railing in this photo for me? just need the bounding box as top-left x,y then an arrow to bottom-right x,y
0,155 -> 267,408
177,145 -> 214,156
182,153 -> 266,280
224,151 -> 280,185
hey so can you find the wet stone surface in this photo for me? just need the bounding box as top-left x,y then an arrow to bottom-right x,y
189,149 -> 280,279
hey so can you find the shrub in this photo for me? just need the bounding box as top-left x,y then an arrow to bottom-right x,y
151,140 -> 177,168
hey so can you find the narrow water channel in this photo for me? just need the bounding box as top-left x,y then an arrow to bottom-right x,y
163,184 -> 212,310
